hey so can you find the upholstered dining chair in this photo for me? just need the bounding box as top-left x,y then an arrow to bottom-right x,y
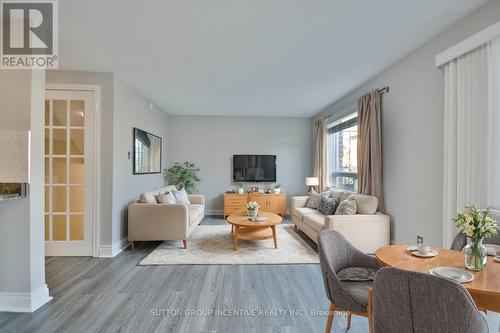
370,267 -> 488,333
451,230 -> 500,251
318,230 -> 381,333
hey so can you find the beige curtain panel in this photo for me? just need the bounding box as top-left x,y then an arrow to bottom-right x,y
357,90 -> 384,213
313,119 -> 326,192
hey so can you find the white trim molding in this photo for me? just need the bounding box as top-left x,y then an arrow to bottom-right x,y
0,284 -> 52,312
99,238 -> 130,258
436,20 -> 500,67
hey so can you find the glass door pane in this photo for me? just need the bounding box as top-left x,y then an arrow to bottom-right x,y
44,96 -> 86,244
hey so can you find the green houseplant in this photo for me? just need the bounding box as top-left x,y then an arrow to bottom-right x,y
164,162 -> 201,193
273,183 -> 281,194
453,206 -> 497,271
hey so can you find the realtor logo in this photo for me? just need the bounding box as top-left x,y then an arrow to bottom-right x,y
1,0 -> 58,69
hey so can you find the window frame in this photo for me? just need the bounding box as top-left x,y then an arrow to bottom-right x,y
326,111 -> 359,191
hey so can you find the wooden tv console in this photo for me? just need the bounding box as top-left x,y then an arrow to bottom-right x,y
223,193 -> 287,218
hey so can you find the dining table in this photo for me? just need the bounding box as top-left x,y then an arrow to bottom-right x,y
375,245 -> 500,313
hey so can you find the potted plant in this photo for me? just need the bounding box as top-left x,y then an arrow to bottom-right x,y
273,183 -> 281,194
164,162 -> 201,193
237,182 -> 245,194
247,201 -> 260,218
453,206 -> 497,271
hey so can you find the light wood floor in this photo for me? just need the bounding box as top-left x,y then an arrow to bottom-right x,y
0,217 -> 369,333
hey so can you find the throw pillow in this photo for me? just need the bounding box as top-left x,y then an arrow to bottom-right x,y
335,197 -> 357,215
306,189 -> 323,209
318,196 -> 340,215
337,267 -> 378,282
156,191 -> 176,204
172,188 -> 191,205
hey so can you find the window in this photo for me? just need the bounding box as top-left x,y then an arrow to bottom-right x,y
326,112 -> 358,191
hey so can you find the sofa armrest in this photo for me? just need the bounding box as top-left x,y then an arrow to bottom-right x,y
188,194 -> 204,206
324,213 -> 390,254
128,203 -> 190,241
291,196 -> 309,209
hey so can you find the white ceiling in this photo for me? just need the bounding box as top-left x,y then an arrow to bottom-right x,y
57,0 -> 488,117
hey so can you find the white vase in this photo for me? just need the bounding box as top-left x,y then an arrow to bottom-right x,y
238,188 -> 244,194
274,188 -> 281,194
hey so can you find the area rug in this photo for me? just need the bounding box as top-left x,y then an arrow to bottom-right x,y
139,224 -> 319,265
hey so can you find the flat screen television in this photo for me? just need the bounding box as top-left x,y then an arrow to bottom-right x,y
233,155 -> 276,182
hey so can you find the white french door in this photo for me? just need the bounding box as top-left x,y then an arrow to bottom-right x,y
44,89 -> 96,256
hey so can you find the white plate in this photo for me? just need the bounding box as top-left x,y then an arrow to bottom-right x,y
411,249 -> 438,258
429,267 -> 474,283
494,257 -> 500,263
484,244 -> 500,256
406,246 -> 418,252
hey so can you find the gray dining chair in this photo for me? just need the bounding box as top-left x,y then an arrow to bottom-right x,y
370,267 -> 488,333
318,230 -> 380,333
451,230 -> 500,251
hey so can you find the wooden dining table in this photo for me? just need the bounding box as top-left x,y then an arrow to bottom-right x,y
375,245 -> 500,313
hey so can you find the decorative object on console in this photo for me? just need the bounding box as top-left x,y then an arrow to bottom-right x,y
305,177 -> 319,193
247,201 -> 260,218
236,182 -> 245,194
164,161 -> 201,193
453,206 -> 497,271
274,183 -> 281,194
133,128 -> 162,174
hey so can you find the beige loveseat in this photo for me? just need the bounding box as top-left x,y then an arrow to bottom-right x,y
292,190 -> 390,253
128,185 -> 205,250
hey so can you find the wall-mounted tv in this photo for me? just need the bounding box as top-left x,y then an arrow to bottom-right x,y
233,155 -> 276,182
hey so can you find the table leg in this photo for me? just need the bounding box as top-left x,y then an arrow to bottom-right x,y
231,224 -> 234,234
233,226 -> 239,251
271,225 -> 277,248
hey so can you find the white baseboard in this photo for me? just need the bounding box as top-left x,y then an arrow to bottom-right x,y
99,238 -> 130,258
0,284 -> 52,312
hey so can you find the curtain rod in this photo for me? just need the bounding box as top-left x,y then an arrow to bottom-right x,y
323,86 -> 389,120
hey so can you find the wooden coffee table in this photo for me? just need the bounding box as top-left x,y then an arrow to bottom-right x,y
226,212 -> 283,251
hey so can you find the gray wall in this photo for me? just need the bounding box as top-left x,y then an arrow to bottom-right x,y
112,77 -> 169,245
314,0 -> 500,247
166,116 -> 313,214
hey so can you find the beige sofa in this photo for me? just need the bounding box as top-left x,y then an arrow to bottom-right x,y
128,185 -> 205,250
292,190 -> 390,253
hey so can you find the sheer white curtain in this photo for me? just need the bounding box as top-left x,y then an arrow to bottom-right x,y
489,38 -> 500,216
442,43 -> 492,247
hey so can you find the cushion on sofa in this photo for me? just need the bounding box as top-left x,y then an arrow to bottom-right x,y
306,190 -> 322,209
318,196 -> 340,215
156,191 -> 176,204
346,193 -> 378,214
188,204 -> 204,225
303,213 -> 326,232
172,188 -> 191,205
293,207 -> 320,219
335,197 -> 357,215
139,190 -> 161,204
328,189 -> 346,200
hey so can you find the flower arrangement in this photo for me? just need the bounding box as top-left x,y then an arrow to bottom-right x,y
247,201 -> 260,212
453,206 -> 498,271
